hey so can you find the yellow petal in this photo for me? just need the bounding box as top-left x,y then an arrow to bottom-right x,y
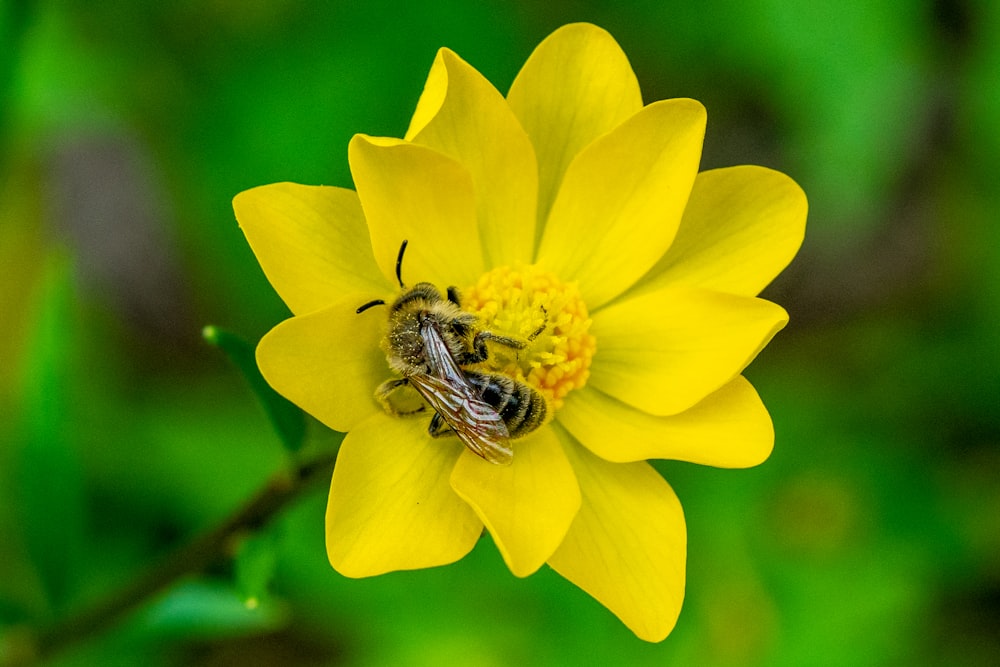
548,435 -> 686,642
537,99 -> 706,309
348,135 -> 485,289
450,426 -> 580,577
507,23 -> 642,228
589,286 -> 788,415
233,183 -> 388,316
404,49 -> 448,141
559,377 -> 774,467
627,166 -> 808,299
404,49 -> 538,266
256,295 -> 388,433
326,413 -> 482,578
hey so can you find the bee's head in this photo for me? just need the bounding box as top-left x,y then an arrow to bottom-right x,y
387,282 -> 443,313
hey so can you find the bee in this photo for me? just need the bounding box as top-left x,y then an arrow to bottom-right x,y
355,240 -> 547,465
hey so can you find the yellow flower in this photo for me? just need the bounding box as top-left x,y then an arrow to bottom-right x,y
234,23 -> 806,642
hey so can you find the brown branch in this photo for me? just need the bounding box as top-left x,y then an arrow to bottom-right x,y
0,451 -> 338,667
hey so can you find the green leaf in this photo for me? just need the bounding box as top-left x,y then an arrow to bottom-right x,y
135,580 -> 286,640
234,528 -> 280,607
203,325 -> 306,452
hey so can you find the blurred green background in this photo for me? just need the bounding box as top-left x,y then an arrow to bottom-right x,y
2,1 -> 999,665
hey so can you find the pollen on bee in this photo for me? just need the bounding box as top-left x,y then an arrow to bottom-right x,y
462,264 -> 596,411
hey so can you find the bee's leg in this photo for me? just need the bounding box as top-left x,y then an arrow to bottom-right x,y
375,378 -> 426,416
527,306 -> 548,341
463,308 -> 549,363
461,330 -> 527,364
446,286 -> 462,306
427,412 -> 454,438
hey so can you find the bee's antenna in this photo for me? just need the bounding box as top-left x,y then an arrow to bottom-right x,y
358,239 -> 407,314
395,239 -> 408,288
356,299 -> 386,314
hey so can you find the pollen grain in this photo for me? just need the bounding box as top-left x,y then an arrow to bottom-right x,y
463,265 -> 596,411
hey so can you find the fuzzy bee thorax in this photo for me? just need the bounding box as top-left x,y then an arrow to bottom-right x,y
381,285 -> 475,376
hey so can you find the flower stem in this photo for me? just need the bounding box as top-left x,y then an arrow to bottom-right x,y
0,451 -> 338,667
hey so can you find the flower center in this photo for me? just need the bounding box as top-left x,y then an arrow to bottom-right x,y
462,265 -> 596,411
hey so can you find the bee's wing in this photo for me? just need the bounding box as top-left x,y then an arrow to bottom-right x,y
408,372 -> 513,465
420,318 -> 472,387
415,319 -> 513,465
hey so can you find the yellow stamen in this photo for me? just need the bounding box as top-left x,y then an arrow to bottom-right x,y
463,265 -> 596,411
